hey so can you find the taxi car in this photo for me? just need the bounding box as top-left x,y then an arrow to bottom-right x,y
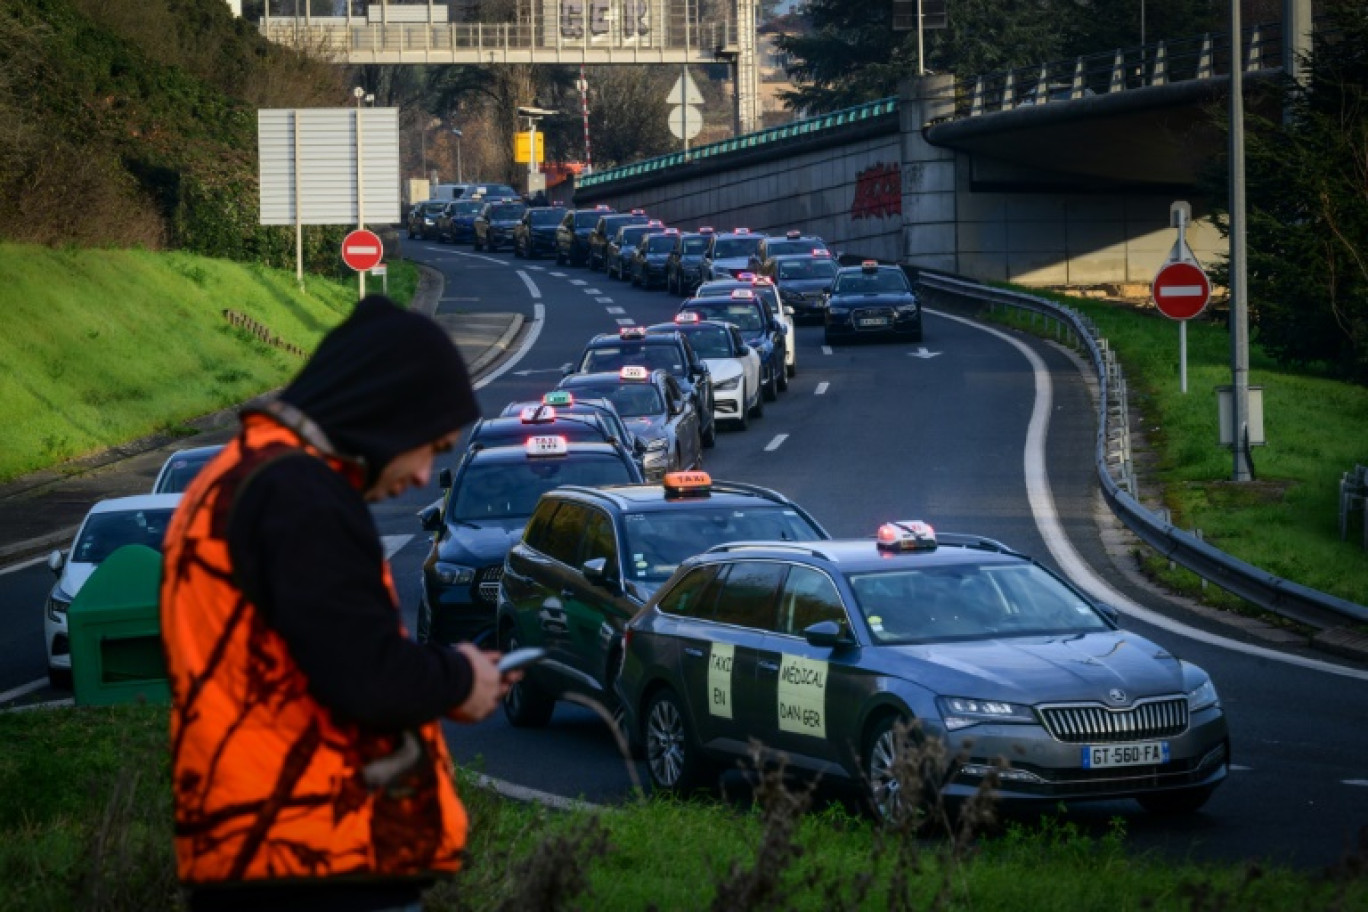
567,326 -> 716,449
767,254 -> 840,324
45,493 -> 182,688
437,199 -> 484,244
465,404 -> 630,454
646,314 -> 763,430
749,230 -> 835,272
824,260 -> 923,345
606,221 -> 664,281
627,228 -> 679,289
513,205 -> 565,258
416,436 -> 643,646
151,444 -> 224,494
556,366 -> 704,481
556,205 -> 613,266
496,472 -> 829,727
473,199 -> 528,252
694,278 -> 796,383
406,199 -> 449,240
700,228 -> 765,282
617,520 -> 1230,818
499,392 -> 644,473
588,210 -> 650,271
678,291 -> 785,402
665,227 -> 714,295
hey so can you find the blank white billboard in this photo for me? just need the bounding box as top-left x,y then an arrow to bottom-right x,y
258,108 -> 401,226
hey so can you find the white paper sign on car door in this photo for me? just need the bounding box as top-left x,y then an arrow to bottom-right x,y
777,654 -> 827,738
708,643 -> 734,719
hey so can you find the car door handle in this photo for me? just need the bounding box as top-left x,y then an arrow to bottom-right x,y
683,647 -> 704,658
757,660 -> 780,673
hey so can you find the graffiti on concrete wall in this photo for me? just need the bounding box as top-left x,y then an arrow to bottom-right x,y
560,0 -> 651,39
850,163 -> 902,220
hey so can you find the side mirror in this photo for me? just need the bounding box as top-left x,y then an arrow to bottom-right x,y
1095,602 -> 1121,625
772,322 -> 787,335
47,549 -> 64,576
739,344 -> 752,356
417,502 -> 443,533
783,306 -> 795,317
438,467 -> 453,490
803,619 -> 853,648
582,556 -> 623,593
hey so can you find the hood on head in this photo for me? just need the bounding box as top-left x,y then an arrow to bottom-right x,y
279,295 -> 480,486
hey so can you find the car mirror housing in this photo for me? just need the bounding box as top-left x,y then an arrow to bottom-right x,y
47,549 -> 64,576
438,467 -> 453,490
803,619 -> 852,648
582,556 -> 621,592
417,503 -> 444,533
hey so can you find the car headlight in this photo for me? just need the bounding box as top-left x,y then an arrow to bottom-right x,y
937,696 -> 1036,730
1187,678 -> 1220,713
46,589 -> 72,623
714,376 -> 741,391
432,562 -> 475,587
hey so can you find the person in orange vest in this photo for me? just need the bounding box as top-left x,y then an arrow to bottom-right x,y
161,295 -> 506,911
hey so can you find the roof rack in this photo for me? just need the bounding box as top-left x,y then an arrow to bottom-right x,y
929,532 -> 1020,555
705,541 -> 837,560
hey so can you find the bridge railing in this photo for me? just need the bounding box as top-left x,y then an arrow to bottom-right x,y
936,21 -> 1284,120
917,271 -> 1368,631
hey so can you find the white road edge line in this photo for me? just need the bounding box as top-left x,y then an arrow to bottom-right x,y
932,308 -> 1368,681
764,434 -> 788,452
0,554 -> 48,576
476,302 -> 546,391
0,679 -> 47,704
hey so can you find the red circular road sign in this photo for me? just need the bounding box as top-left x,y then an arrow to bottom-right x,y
1151,260 -> 1211,321
341,229 -> 384,272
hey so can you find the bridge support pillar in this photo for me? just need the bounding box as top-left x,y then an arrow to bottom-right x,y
899,74 -> 958,274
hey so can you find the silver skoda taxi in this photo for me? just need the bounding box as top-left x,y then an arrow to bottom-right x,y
617,521 -> 1229,818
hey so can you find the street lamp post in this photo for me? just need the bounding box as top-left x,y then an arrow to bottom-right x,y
451,128 -> 463,183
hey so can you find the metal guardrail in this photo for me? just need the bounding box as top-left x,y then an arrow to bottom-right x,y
916,271 -> 1368,630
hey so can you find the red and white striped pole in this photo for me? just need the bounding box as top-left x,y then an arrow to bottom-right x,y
579,65 -> 593,174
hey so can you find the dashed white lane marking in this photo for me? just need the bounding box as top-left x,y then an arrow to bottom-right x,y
1345,780 -> 1368,787
515,270 -> 540,299
821,345 -> 833,355
570,279 -> 587,286
549,272 -> 567,277
606,306 -> 625,314
615,318 -> 635,326
764,434 -> 789,452
584,288 -> 603,295
527,265 -> 546,271
381,534 -> 414,560
596,296 -> 614,303
815,382 -> 829,395
476,303 -> 546,390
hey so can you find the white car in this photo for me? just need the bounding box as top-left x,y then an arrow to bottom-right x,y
695,277 -> 798,383
44,493 -> 182,688
649,316 -> 764,430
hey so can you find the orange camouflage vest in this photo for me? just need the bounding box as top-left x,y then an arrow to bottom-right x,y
160,412 -> 467,886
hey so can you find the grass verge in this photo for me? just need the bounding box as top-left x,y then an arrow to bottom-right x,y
0,702 -> 1363,912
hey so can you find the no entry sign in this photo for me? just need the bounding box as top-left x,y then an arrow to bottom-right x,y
341,229 -> 384,272
1152,260 -> 1211,321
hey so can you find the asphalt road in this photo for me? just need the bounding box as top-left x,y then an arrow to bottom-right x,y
4,235 -> 1367,872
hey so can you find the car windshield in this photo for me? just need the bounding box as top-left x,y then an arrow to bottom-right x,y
617,227 -> 649,246
575,212 -> 605,228
529,209 -> 562,225
580,343 -> 684,377
153,450 -> 220,493
454,201 -> 483,215
682,237 -> 709,254
681,302 -> 764,333
421,202 -> 446,215
680,326 -> 732,359
451,456 -> 637,521
835,271 -> 910,294
622,506 -> 824,583
848,563 -> 1112,644
767,239 -> 824,258
646,235 -> 676,252
563,382 -> 664,418
490,204 -> 526,219
778,259 -> 838,280
73,508 -> 178,564
712,237 -> 763,259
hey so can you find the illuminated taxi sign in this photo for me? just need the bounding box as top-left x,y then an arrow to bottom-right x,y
736,271 -> 756,281
861,259 -> 880,272
631,208 -> 647,215
813,248 -> 830,257
729,288 -> 756,300
733,227 -> 751,234
876,520 -> 938,552
698,226 -> 715,234
542,391 -> 574,406
751,276 -> 775,287
519,405 -> 555,423
619,326 -> 647,340
619,365 -> 651,381
663,470 -> 712,497
786,230 -> 802,239
675,311 -> 702,324
594,204 -> 612,210
646,219 -> 664,227
662,227 -> 680,235
525,435 -> 569,457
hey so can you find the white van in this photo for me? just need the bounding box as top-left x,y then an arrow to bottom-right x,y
432,183 -> 474,200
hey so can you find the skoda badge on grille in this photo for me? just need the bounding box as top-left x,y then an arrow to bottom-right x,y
1108,689 -> 1128,704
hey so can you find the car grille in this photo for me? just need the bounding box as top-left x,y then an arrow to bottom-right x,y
476,565 -> 504,606
1038,697 -> 1189,743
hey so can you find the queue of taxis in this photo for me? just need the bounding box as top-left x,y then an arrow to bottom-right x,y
616,520 -> 1230,818
556,366 -> 706,480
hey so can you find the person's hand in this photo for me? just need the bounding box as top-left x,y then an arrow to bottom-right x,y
448,644 -> 512,723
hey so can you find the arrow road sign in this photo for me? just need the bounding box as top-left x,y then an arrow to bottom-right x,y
907,347 -> 942,359
1151,260 -> 1211,321
341,229 -> 384,272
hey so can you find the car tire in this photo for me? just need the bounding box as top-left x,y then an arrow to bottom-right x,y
862,715 -> 942,826
787,358 -> 796,379
735,387 -> 751,431
644,687 -> 712,794
762,366 -> 778,402
555,249 -> 566,265
474,236 -> 484,251
777,360 -> 789,392
824,330 -> 838,346
750,385 -> 764,419
701,414 -> 716,448
48,667 -> 72,691
1137,785 -> 1217,816
500,628 -> 555,728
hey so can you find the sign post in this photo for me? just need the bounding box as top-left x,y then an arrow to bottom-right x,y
666,71 -> 704,155
1152,202 -> 1211,393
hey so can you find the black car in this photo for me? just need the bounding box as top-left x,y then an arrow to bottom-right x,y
695,277 -> 796,382
437,199 -> 484,244
824,260 -> 923,345
567,326 -> 716,450
588,210 -> 650,271
664,228 -> 714,296
606,221 -> 663,281
618,519 -> 1229,817
748,230 -> 834,273
700,228 -> 765,281
628,228 -> 679,289
678,291 -> 786,401
406,199 -> 449,240
556,206 -> 614,266
557,367 -> 705,481
416,436 -> 643,646
499,391 -> 647,476
513,205 -> 566,258
473,200 -> 528,252
496,472 -> 830,727
767,254 -> 840,323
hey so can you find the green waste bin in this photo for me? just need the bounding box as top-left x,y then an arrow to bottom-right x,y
67,543 -> 170,707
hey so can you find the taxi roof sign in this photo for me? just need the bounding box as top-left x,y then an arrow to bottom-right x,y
525,435 -> 569,457
675,311 -> 701,324
751,276 -> 774,286
519,405 -> 556,423
861,260 -> 879,272
876,520 -> 938,552
619,365 -> 650,381
729,288 -> 756,300
736,271 -> 756,281
619,326 -> 647,340
663,470 -> 712,497
786,230 -> 802,239
733,227 -> 750,234
698,226 -> 715,234
542,391 -> 574,406
813,248 -> 829,257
